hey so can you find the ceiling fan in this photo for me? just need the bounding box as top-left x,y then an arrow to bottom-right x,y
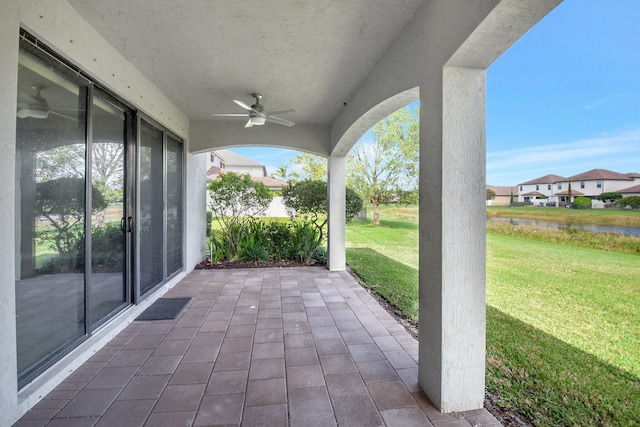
17,84 -> 78,120
212,93 -> 296,128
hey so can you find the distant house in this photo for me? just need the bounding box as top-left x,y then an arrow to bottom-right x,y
562,169 -> 635,195
618,183 -> 640,197
517,169 -> 640,207
206,149 -> 288,216
517,174 -> 567,205
487,186 -> 518,206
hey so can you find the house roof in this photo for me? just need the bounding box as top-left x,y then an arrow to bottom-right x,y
487,186 -> 518,197
522,191 -> 545,197
252,176 -> 287,189
568,168 -> 632,181
618,184 -> 640,194
206,166 -> 223,177
518,174 -> 567,185
625,172 -> 640,179
213,149 -> 264,168
206,171 -> 287,189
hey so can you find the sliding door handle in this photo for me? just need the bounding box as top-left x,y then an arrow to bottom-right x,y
127,216 -> 133,233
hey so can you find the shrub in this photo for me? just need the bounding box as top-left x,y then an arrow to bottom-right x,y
264,221 -> 294,260
621,195 -> 640,209
208,172 -> 272,257
241,244 -> 269,263
290,220 -> 321,264
282,179 -> 363,255
597,192 -> 623,206
572,196 -> 591,209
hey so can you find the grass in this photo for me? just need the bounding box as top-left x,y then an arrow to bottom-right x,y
346,219 -> 419,318
487,221 -> 640,255
488,205 -> 640,226
346,206 -> 640,425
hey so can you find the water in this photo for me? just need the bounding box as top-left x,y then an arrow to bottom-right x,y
487,216 -> 640,237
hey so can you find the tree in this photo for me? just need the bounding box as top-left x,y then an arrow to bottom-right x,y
207,172 -> 273,258
567,181 -> 573,205
510,190 -> 514,204
289,152 -> 327,181
486,188 -> 496,201
597,192 -> 623,207
347,107 -> 419,225
35,177 -> 107,263
282,180 -> 363,259
272,165 -> 290,181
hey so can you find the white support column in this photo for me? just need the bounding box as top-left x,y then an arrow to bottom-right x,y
0,2 -> 19,425
327,155 -> 346,271
418,66 -> 487,412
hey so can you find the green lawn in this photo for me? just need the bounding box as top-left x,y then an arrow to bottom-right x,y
346,210 -> 640,425
488,205 -> 640,226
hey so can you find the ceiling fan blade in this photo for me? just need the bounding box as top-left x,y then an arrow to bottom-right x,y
263,107 -> 296,115
265,115 -> 295,127
244,119 -> 254,128
18,92 -> 37,104
49,110 -> 80,121
211,113 -> 247,117
233,99 -> 253,111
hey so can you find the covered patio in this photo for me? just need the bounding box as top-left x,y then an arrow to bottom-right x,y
1,1 -> 563,424
14,267 -> 499,426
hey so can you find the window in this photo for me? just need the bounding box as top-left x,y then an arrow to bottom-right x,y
548,184 -> 551,190
580,181 -> 585,189
597,180 -> 602,188
519,185 -> 522,191
558,183 -> 563,190
536,185 -> 539,191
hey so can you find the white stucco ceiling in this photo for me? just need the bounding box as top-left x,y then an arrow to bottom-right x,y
66,0 -> 423,126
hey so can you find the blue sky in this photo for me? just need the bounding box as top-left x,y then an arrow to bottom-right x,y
230,0 -> 640,186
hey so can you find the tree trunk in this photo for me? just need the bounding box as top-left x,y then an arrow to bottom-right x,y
372,200 -> 380,226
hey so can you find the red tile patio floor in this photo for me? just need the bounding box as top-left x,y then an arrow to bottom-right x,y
14,267 -> 501,426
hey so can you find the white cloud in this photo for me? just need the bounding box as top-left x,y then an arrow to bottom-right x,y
582,99 -> 606,110
487,128 -> 640,184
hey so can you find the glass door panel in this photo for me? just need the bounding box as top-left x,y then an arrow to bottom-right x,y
15,47 -> 87,384
139,119 -> 164,296
166,135 -> 183,277
90,94 -> 127,325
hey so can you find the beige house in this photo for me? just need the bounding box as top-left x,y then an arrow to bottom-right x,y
487,185 -> 518,206
518,169 -> 640,206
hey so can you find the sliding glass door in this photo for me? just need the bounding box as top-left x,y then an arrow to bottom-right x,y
137,118 -> 184,298
89,92 -> 130,326
138,120 -> 164,296
15,34 -> 184,387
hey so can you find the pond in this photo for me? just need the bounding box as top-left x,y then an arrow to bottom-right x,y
487,216 -> 640,236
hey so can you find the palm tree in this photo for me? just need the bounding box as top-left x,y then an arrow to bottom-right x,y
272,165 -> 288,181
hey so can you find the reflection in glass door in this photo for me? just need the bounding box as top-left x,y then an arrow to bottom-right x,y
90,93 -> 128,326
15,46 -> 88,385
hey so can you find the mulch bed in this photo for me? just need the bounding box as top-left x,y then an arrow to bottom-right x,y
194,259 -> 324,269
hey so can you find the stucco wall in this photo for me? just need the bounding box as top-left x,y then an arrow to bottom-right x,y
0,1 -> 204,423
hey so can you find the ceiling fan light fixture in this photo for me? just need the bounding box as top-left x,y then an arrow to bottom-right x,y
250,116 -> 266,125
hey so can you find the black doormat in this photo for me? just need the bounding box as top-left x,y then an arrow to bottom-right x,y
136,297 -> 191,321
